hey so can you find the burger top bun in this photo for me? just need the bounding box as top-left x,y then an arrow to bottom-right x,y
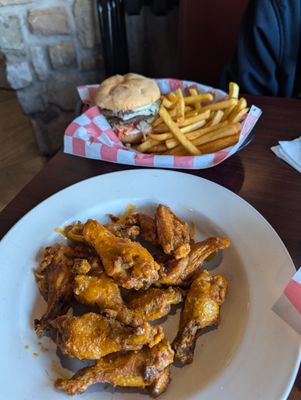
94,73 -> 161,111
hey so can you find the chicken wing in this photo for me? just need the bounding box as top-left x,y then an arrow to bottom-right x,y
34,246 -> 74,336
83,219 -> 160,289
124,287 -> 184,326
156,204 -> 191,259
125,212 -> 158,244
58,221 -> 140,242
158,237 -> 230,287
172,270 -> 227,364
73,273 -> 126,316
74,274 -> 184,326
55,339 -> 174,396
51,312 -> 164,360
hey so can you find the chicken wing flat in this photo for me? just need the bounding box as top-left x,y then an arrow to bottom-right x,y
83,219 -> 160,289
74,274 -> 184,327
172,270 -> 227,364
124,287 -> 184,326
125,212 -> 158,244
156,205 -> 191,259
55,339 -> 174,396
158,237 -> 230,287
34,246 -> 75,336
58,221 -> 140,242
51,312 -> 164,360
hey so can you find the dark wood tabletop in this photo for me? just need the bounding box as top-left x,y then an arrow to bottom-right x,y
0,94 -> 300,398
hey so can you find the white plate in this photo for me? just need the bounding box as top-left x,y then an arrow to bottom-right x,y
0,169 -> 300,400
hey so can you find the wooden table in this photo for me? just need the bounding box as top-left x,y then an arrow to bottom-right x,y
1,94 -> 300,398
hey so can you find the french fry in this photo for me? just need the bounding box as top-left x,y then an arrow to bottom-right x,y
154,110 -> 209,133
181,120 -> 206,133
221,101 -> 237,121
136,139 -> 160,152
227,98 -> 248,121
229,82 -> 239,99
193,123 -> 241,147
162,97 -> 174,109
149,132 -> 172,141
145,143 -> 167,153
151,120 -> 206,141
189,88 -> 201,111
175,88 -> 185,122
205,110 -> 224,127
165,147 -> 188,156
153,105 -> 194,129
184,93 -> 214,105
159,106 -> 200,155
185,110 -> 199,118
201,98 -> 237,112
147,81 -> 244,156
167,92 -> 177,103
236,97 -> 247,111
153,117 -> 163,127
178,110 -> 210,126
165,121 -> 229,149
230,107 -> 249,123
166,122 -> 238,153
198,133 -> 240,154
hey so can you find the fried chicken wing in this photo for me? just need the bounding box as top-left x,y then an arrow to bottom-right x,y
125,212 -> 158,244
172,270 -> 227,364
54,339 -> 174,396
83,219 -> 160,289
74,273 -> 125,315
158,237 -> 230,287
51,312 -> 164,360
34,246 -> 74,336
156,204 -> 191,259
74,274 -> 184,326
58,221 -> 140,242
124,287 -> 184,326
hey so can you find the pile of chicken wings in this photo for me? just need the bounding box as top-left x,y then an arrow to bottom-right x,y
34,204 -> 229,397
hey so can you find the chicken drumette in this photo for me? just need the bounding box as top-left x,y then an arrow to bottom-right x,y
55,339 -> 174,396
83,219 -> 160,289
172,270 -> 227,364
51,312 -> 164,360
74,273 -> 183,327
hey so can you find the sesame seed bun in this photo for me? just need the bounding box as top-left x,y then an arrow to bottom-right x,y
94,73 -> 161,111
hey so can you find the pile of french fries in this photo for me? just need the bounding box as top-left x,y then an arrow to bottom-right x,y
136,82 -> 249,156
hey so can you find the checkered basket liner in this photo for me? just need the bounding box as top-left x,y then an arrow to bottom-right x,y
64,79 -> 262,169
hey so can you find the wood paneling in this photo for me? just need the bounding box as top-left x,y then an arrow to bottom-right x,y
178,0 -> 248,86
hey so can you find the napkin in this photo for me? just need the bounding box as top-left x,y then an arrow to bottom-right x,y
271,136 -> 301,173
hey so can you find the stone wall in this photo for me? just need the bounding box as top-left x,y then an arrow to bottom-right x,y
0,0 -> 104,154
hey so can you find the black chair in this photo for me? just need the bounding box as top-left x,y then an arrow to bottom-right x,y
97,0 -> 178,77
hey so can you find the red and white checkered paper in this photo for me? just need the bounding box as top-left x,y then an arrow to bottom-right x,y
64,79 -> 262,169
284,268 -> 301,314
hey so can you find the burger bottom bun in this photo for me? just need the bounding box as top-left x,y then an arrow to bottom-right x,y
120,132 -> 143,145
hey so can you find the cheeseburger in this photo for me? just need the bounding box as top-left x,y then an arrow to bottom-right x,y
94,73 -> 160,144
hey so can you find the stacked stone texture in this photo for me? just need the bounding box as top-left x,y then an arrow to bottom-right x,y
0,0 -> 104,154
